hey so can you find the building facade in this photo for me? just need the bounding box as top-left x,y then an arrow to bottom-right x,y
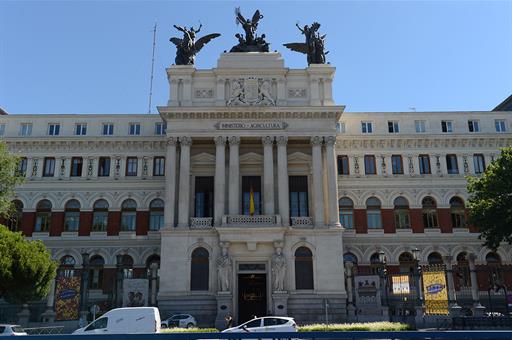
1,52 -> 511,328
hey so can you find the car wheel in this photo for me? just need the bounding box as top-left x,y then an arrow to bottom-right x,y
186,323 -> 194,329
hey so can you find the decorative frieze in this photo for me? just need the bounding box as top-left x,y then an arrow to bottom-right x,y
227,78 -> 275,106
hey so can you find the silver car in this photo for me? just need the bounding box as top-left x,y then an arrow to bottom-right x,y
0,325 -> 27,337
161,314 -> 197,328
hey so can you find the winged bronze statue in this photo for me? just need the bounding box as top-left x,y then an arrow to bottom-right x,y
230,8 -> 269,52
170,24 -> 220,65
284,22 -> 327,64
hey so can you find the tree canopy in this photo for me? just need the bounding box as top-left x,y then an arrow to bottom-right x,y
468,147 -> 512,250
0,141 -> 24,217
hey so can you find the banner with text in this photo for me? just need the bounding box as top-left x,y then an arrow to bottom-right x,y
392,275 -> 410,295
422,269 -> 449,315
55,276 -> 81,321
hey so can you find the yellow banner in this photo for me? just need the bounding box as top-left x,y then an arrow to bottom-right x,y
55,276 -> 81,321
422,270 -> 449,315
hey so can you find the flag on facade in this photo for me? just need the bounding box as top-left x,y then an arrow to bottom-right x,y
249,185 -> 255,216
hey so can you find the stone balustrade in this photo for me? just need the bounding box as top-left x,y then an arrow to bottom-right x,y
221,215 -> 281,227
291,216 -> 314,228
190,217 -> 214,229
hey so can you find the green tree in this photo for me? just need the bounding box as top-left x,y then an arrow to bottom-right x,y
0,141 -> 57,304
468,147 -> 512,250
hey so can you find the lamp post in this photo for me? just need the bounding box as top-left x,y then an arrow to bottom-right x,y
378,251 -> 389,319
411,247 -> 424,328
116,255 -> 124,307
80,253 -> 90,321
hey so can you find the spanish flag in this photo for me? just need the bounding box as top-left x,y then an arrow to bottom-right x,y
249,185 -> 255,216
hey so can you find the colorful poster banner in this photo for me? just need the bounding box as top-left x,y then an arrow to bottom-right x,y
392,275 -> 410,294
123,279 -> 149,307
422,270 -> 449,315
55,276 -> 81,321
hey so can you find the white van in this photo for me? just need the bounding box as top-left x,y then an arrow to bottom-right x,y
73,307 -> 161,334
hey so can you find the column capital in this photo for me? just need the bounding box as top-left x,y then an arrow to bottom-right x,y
179,136 -> 192,146
310,136 -> 323,146
167,137 -> 178,146
324,135 -> 336,146
228,136 -> 240,145
214,136 -> 227,146
262,136 -> 274,146
276,136 -> 288,146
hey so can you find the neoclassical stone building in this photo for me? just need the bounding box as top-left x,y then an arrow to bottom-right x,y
1,52 -> 511,327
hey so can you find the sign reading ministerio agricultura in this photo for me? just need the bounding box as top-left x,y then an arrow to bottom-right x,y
215,121 -> 288,130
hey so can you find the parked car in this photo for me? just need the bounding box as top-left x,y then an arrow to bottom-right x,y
161,314 -> 197,328
72,307 -> 161,334
222,316 -> 297,333
0,325 -> 27,336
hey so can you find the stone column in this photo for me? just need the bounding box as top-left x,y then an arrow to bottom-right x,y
136,156 -> 144,177
263,136 -> 275,215
443,255 -> 462,316
468,253 -> 485,316
177,136 -> 192,228
26,158 -> 34,179
214,136 -> 227,226
164,137 -> 178,228
228,136 -> 240,215
309,77 -> 321,106
276,136 -> 289,227
311,136 -> 325,227
325,136 -> 340,227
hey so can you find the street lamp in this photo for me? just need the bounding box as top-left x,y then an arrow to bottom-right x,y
80,253 -> 90,321
378,251 -> 389,319
116,255 -> 124,307
411,247 -> 424,327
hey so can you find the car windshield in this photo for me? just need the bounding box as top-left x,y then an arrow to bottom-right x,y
241,319 -> 261,328
12,327 -> 24,333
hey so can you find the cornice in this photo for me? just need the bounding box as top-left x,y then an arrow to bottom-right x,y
336,135 -> 512,150
158,106 -> 344,121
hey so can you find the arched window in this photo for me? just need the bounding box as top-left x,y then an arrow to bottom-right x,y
190,248 -> 209,291
486,252 -> 503,287
6,200 -> 23,232
59,255 -> 76,278
422,196 -> 439,229
366,197 -> 382,229
64,199 -> 81,231
89,255 -> 105,289
339,197 -> 354,229
450,197 -> 466,228
92,199 -> 109,232
149,199 -> 164,231
118,255 -> 134,279
121,199 -> 137,231
295,247 -> 314,290
394,196 -> 410,229
427,252 -> 443,265
343,252 -> 358,264
399,252 -> 415,275
369,252 -> 382,275
456,252 -> 470,288
35,199 -> 52,232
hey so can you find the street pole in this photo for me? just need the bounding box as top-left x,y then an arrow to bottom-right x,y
80,253 -> 90,321
412,248 -> 423,328
378,251 -> 389,319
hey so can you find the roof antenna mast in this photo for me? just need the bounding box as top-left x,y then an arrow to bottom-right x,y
148,22 -> 157,114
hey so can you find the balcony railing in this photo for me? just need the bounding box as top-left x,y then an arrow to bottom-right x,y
291,216 -> 313,228
190,217 -> 214,229
221,215 -> 281,227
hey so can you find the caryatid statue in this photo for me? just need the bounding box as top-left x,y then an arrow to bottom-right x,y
283,22 -> 328,64
271,245 -> 287,292
217,243 -> 232,292
170,24 -> 220,65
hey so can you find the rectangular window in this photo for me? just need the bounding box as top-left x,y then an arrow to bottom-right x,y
242,176 -> 261,215
75,123 -> 87,135
336,122 -> 345,133
155,122 -> 166,135
70,157 -> 83,177
17,157 -> 27,177
361,121 -> 373,133
468,120 -> 480,132
98,157 -> 111,177
126,157 -> 138,176
388,121 -> 399,133
0,124 -> 5,136
419,154 -> 431,174
153,157 -> 165,176
415,120 -> 426,133
364,155 -> 376,175
446,154 -> 459,174
48,123 -> 60,136
129,123 -> 141,135
473,154 -> 486,174
43,157 -> 55,177
289,176 -> 309,217
391,155 -> 404,174
102,123 -> 114,135
441,120 -> 453,133
194,176 -> 214,218
495,119 -> 507,132
20,123 -> 32,136
337,155 -> 349,175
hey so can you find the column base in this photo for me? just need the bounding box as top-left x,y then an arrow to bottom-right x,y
271,291 -> 289,316
215,292 -> 233,330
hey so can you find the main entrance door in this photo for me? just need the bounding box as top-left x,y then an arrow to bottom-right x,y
238,273 -> 267,323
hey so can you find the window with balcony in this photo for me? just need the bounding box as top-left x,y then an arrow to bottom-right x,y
194,177 -> 214,218
450,197 -> 466,228
242,176 -> 261,215
64,199 -> 81,231
149,199 -> 164,231
366,197 -> 382,229
339,197 -> 354,229
35,199 -> 52,232
92,199 -> 109,231
120,199 -> 137,231
422,196 -> 439,229
394,196 -> 410,229
289,176 -> 309,218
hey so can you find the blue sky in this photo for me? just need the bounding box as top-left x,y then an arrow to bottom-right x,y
0,1 -> 511,114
